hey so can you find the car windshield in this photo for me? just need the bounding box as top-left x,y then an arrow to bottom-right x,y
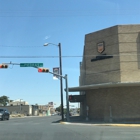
1,0 -> 140,140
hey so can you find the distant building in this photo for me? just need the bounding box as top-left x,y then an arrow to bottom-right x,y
38,105 -> 49,112
0,105 -> 39,116
0,100 -> 38,115
38,104 -> 55,114
9,100 -> 28,106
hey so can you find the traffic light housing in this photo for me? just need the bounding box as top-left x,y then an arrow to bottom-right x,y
38,68 -> 49,73
69,95 -> 86,102
0,64 -> 8,68
69,95 -> 74,102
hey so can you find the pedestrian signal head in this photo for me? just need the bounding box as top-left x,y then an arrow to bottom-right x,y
69,95 -> 74,101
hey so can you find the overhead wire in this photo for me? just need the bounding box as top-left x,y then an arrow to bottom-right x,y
0,55 -> 140,58
0,56 -> 82,58
0,45 -> 43,48
0,9 -> 140,17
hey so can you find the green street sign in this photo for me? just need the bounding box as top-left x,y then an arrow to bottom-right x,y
20,63 -> 43,67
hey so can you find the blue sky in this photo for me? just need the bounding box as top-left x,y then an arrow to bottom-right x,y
0,0 -> 140,107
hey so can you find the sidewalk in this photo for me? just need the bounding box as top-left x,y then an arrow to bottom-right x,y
60,116 -> 140,127
10,115 -> 47,119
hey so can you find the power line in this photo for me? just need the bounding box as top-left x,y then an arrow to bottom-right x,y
0,10 -> 139,17
0,14 -> 139,18
0,56 -> 82,58
0,53 -> 140,58
0,55 -> 140,59
0,45 -> 43,48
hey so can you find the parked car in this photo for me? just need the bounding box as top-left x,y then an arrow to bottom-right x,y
0,109 -> 10,121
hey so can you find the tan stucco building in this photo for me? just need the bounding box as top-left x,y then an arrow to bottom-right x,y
9,100 -> 28,106
69,25 -> 140,122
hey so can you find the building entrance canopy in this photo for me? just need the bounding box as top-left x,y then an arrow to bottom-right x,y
68,82 -> 140,92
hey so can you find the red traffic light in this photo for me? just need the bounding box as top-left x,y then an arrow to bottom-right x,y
38,68 -> 49,73
69,95 -> 74,101
38,68 -> 43,72
0,64 -> 8,68
69,95 -> 72,100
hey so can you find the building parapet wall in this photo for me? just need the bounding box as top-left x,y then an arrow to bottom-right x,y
82,25 -> 140,85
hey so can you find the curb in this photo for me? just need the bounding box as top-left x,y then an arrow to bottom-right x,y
60,121 -> 70,125
60,121 -> 140,127
94,124 -> 140,127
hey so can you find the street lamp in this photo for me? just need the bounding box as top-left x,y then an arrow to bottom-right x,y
19,99 -> 23,113
44,43 -> 64,121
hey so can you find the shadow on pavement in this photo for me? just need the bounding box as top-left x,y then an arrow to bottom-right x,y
67,116 -> 96,124
52,119 -> 62,123
64,116 -> 140,125
51,116 -> 83,124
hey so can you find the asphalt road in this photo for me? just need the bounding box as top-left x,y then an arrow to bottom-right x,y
0,116 -> 140,140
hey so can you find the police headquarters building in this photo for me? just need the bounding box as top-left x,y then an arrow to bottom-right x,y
69,25 -> 140,122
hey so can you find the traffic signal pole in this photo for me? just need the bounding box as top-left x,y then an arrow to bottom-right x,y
48,71 -> 70,121
65,74 -> 69,121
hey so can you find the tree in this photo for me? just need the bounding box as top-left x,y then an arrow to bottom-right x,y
77,108 -> 80,114
9,100 -> 13,102
55,105 -> 61,112
55,105 -> 68,115
63,108 -> 67,114
0,96 -> 9,106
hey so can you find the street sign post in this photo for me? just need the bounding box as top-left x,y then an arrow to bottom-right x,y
20,63 -> 43,67
53,67 -> 59,80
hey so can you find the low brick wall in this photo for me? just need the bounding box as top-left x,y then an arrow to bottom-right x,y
86,86 -> 140,122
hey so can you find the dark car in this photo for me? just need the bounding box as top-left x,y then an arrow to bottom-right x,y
0,109 -> 10,121
64,113 -> 72,118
